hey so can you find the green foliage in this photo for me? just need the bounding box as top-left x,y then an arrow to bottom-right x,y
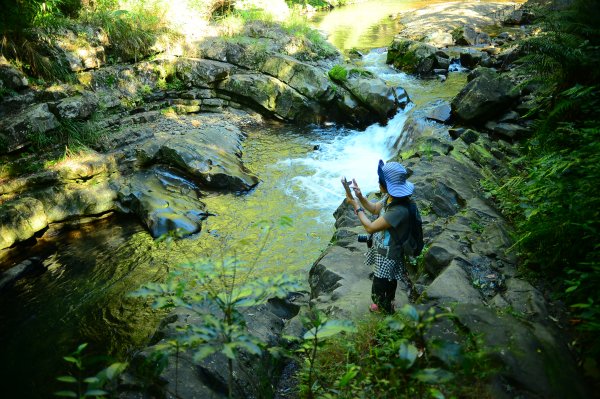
295,310 -> 357,398
485,0 -> 600,357
298,305 -> 496,398
328,65 -> 347,82
132,219 -> 301,398
54,343 -> 127,398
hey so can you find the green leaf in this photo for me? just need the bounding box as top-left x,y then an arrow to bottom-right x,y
103,362 -> 128,380
56,376 -> 78,383
193,345 -> 218,362
84,377 -> 100,384
429,388 -> 446,399
222,344 -> 236,360
413,368 -> 454,384
83,389 -> 108,397
565,285 -> 579,293
430,340 -> 463,367
76,343 -> 88,354
338,365 -> 360,388
63,356 -> 78,364
54,391 -> 77,398
303,320 -> 356,340
400,304 -> 419,322
235,340 -> 262,356
385,317 -> 405,331
398,341 -> 418,369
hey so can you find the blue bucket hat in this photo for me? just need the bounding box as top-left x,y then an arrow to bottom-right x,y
377,160 -> 414,197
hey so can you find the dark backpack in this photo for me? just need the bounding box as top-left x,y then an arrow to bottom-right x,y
386,200 -> 424,260
400,202 -> 424,257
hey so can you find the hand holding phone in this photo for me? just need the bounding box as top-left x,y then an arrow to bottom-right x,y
341,176 -> 353,198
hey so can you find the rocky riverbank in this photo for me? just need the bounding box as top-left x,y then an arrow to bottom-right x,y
0,16 -> 405,263
0,0 -> 591,398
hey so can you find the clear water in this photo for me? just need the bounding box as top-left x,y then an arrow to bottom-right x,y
0,2 -> 471,397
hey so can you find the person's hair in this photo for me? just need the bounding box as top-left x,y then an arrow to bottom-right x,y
379,178 -> 387,189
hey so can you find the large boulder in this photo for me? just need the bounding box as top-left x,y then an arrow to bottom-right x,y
117,166 -> 207,238
0,197 -> 47,250
425,260 -> 484,304
453,304 -> 588,399
217,73 -> 317,122
259,54 -> 333,100
387,38 -> 439,76
54,91 -> 99,120
0,57 -> 29,91
176,58 -> 233,87
137,125 -> 259,191
33,180 -> 116,223
451,69 -> 519,123
341,73 -> 398,121
452,26 -> 491,46
0,103 -> 59,153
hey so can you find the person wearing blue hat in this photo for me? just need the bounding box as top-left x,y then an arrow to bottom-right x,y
344,159 -> 418,313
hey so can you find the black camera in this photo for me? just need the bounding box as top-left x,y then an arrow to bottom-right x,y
357,234 -> 373,248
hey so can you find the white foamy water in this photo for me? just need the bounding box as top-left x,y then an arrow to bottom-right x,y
280,107 -> 412,216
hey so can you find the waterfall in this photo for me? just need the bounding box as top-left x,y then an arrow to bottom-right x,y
279,50 -> 414,216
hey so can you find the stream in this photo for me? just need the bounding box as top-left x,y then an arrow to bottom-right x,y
0,2 -> 471,397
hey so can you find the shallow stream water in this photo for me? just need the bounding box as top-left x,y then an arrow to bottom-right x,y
0,2 -> 473,397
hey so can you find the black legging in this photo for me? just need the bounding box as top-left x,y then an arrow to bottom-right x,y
371,276 -> 398,314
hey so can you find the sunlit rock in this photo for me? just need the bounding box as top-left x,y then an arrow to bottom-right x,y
0,197 -> 47,250
54,91 -> 99,120
116,166 -> 207,238
137,125 -> 259,191
387,38 -> 438,76
451,69 -> 519,123
34,181 -> 117,223
0,57 -> 28,90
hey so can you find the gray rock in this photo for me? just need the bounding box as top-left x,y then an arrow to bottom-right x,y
451,71 -> 518,123
0,197 -> 48,250
55,91 -> 98,120
425,101 -> 451,123
260,54 -> 333,100
453,26 -> 491,46
176,58 -> 233,87
499,278 -> 549,321
137,125 -> 259,191
0,58 -> 29,90
424,30 -> 454,48
453,304 -> 586,399
218,73 -> 315,122
35,180 -> 116,223
460,129 -> 480,144
459,49 -> 490,69
342,74 -> 398,121
387,38 -> 438,76
485,121 -> 530,140
503,9 -> 534,25
117,166 -> 207,238
425,260 -> 483,304
423,240 -> 462,277
0,103 -> 59,153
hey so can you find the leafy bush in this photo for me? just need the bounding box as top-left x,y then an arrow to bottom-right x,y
298,305 -> 496,398
485,0 -> 600,357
